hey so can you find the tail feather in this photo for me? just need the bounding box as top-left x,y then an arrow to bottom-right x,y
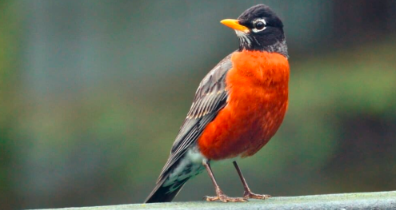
144,178 -> 186,203
145,150 -> 206,203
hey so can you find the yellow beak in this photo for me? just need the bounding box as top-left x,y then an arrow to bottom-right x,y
220,19 -> 249,33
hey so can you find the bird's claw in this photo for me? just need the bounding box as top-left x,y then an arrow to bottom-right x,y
243,191 -> 271,200
205,194 -> 247,202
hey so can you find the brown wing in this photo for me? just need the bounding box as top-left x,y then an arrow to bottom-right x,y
156,53 -> 233,182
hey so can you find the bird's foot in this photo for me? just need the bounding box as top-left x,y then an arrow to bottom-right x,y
205,193 -> 247,202
243,191 -> 271,200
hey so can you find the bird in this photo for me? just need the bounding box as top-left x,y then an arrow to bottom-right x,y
145,4 -> 289,203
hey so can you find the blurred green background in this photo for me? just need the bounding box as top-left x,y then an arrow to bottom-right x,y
0,0 -> 395,209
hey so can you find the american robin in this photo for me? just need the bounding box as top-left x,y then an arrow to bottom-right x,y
145,4 -> 289,203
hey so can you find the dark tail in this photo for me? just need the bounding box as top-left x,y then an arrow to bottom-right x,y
145,153 -> 205,203
144,178 -> 185,203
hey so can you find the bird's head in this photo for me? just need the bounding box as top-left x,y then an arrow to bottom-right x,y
221,4 -> 287,56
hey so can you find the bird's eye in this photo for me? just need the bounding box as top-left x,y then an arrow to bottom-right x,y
255,21 -> 265,30
252,19 -> 266,33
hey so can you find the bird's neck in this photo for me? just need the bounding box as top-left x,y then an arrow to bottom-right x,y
239,39 -> 288,58
263,39 -> 288,58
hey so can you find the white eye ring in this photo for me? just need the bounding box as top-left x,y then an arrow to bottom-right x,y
252,18 -> 266,33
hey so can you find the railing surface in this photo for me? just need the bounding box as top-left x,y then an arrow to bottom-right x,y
33,191 -> 396,210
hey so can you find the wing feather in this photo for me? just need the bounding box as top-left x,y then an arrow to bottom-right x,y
156,53 -> 233,183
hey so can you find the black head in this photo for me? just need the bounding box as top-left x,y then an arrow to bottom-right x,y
221,4 -> 287,56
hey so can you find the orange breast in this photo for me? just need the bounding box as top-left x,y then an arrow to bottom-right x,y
198,50 -> 290,160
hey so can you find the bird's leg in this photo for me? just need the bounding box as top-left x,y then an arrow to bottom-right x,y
203,161 -> 247,202
233,161 -> 271,200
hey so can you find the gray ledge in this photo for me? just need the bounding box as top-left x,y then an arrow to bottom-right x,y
35,191 -> 396,210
